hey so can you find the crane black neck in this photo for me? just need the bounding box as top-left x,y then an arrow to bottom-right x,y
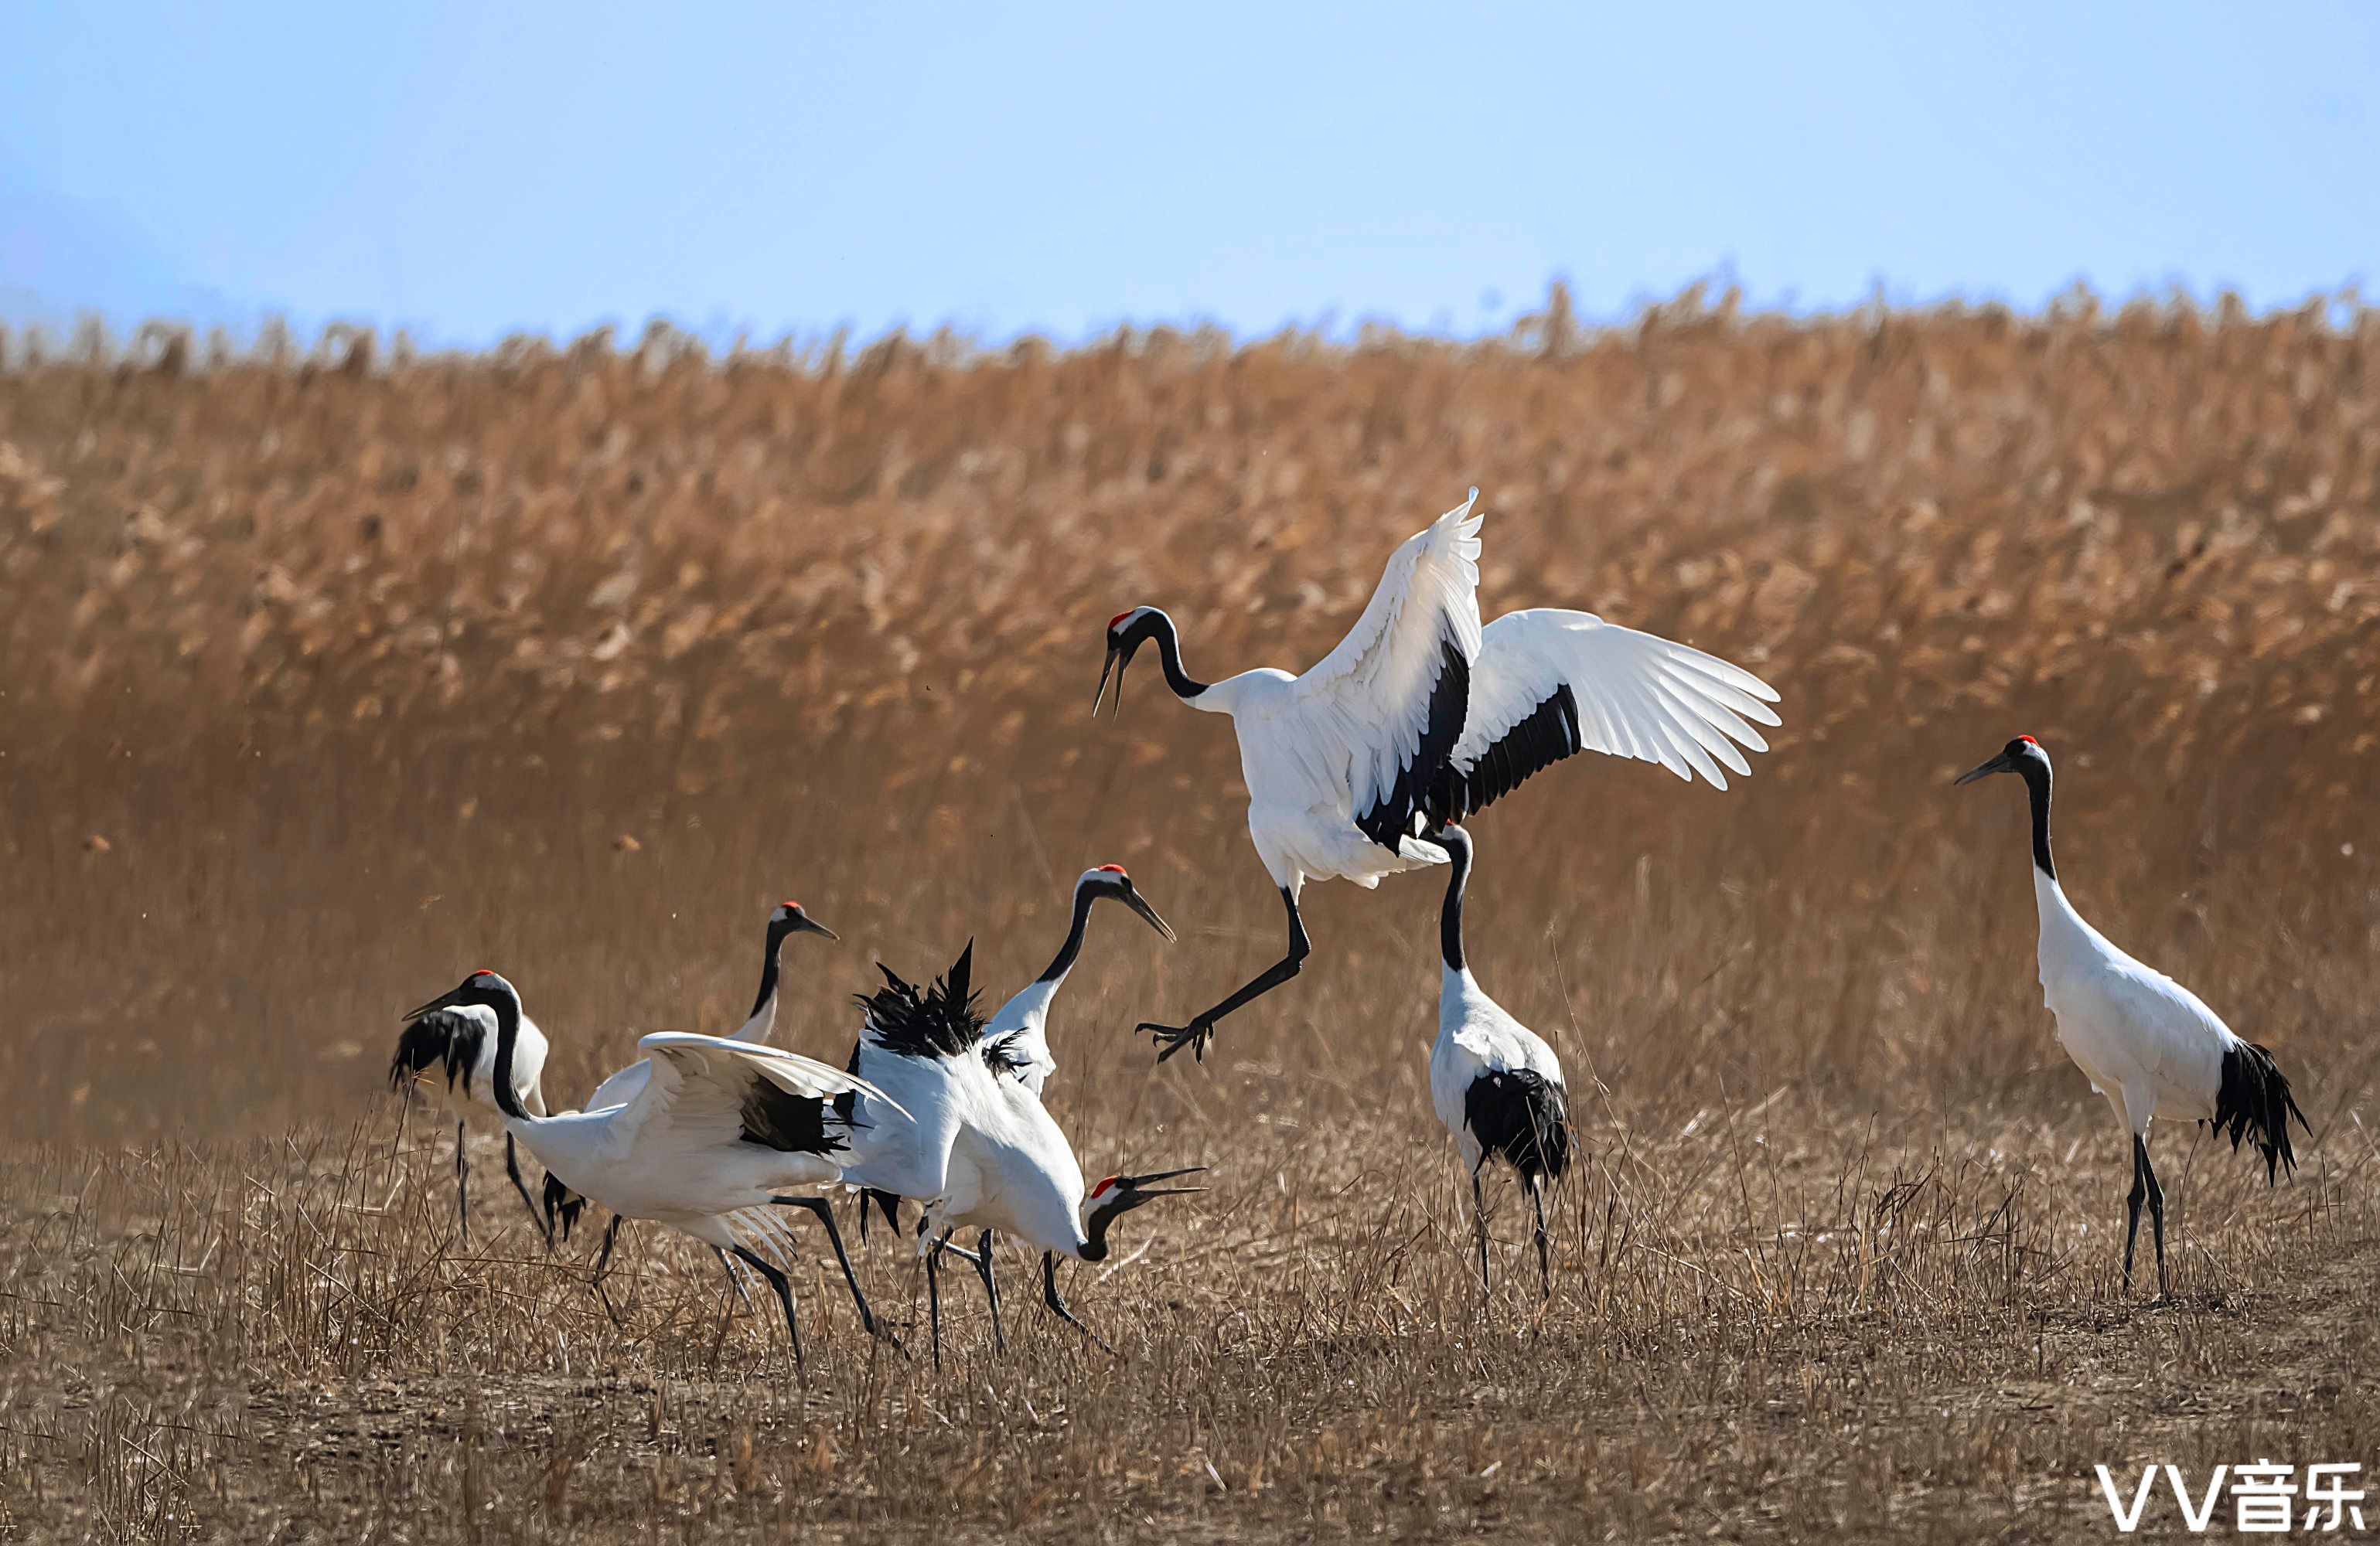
2019,761 -> 2056,881
752,920 -> 792,1020
1038,884 -> 1100,986
487,991 -> 530,1122
1438,828 -> 1472,972
1134,613 -> 1208,700
1079,1201 -> 1118,1262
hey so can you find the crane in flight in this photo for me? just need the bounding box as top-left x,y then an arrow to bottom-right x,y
1096,488 -> 1778,1061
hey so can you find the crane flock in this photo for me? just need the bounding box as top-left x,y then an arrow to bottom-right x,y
388,489 -> 2312,1367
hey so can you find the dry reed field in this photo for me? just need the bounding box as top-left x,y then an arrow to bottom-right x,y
2,291 -> 2378,1541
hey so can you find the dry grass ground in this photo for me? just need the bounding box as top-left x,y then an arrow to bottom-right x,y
2,294 -> 2378,1541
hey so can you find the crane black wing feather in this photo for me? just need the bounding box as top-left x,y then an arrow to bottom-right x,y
738,1073 -> 847,1156
1352,632 -> 1471,850
389,1007 -> 487,1098
1430,682 -> 1580,825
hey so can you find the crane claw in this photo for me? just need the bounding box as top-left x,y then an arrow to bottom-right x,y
1140,1019 -> 1213,1064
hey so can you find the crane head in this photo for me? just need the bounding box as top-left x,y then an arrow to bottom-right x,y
1093,606 -> 1162,717
768,901 -> 839,942
401,967 -> 518,1021
1952,734 -> 2051,787
1079,864 -> 1177,942
1084,1166 -> 1205,1231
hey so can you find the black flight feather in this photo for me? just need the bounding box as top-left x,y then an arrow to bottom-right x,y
1355,631 -> 1471,852
1431,683 -> 1582,826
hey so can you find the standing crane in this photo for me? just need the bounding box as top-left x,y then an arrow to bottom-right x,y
837,945 -> 1201,1366
1428,823 -> 1570,1295
389,987 -> 554,1245
1954,735 -> 2308,1294
1096,489 -> 1779,1061
401,969 -> 903,1365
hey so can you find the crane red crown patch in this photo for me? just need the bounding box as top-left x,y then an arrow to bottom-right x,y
1089,1175 -> 1119,1200
471,968 -> 494,979
1095,863 -> 1127,874
1107,609 -> 1134,630
2017,734 -> 2039,746
780,900 -> 801,910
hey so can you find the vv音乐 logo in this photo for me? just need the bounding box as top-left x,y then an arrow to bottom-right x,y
2097,1463 -> 2368,1534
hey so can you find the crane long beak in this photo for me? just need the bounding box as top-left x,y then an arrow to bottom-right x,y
401,983 -> 469,1020
1121,886 -> 1177,942
1952,751 -> 2015,787
1093,642 -> 1126,717
1118,1165 -> 1205,1195
795,916 -> 841,942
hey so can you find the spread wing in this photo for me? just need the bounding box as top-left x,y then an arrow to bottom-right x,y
605,1034 -> 900,1159
1437,608 -> 1779,819
1276,490 -> 1484,849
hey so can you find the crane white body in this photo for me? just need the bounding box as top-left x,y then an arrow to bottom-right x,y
2031,867 -> 2235,1136
1955,736 -> 2304,1294
1098,488 -> 1780,1059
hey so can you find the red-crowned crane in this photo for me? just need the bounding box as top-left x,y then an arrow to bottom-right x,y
401,969 -> 904,1367
1955,735 -> 2308,1294
836,945 -> 1201,1366
1096,488 -> 1779,1061
1428,823 -> 1570,1295
389,989 -> 553,1245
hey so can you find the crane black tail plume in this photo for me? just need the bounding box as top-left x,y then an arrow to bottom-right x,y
1464,1068 -> 1573,1183
542,1173 -> 588,1242
853,944 -> 987,1061
388,1008 -> 484,1099
2210,1041 -> 2309,1184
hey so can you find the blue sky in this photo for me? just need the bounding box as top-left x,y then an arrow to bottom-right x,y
2,3 -> 2375,346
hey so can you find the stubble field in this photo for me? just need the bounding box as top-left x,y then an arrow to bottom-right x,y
2,293 -> 2378,1541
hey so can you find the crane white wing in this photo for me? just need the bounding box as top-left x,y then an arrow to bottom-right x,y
583,1056 -> 651,1113
580,994 -> 776,1112
1274,490 -> 1485,847
601,1034 -> 898,1159
1441,609 -> 1779,815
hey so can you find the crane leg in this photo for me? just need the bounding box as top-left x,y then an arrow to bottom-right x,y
926,1234 -> 943,1372
1140,886 -> 1309,1064
730,1245 -> 805,1374
503,1136 -> 552,1250
1529,1175 -> 1553,1299
1472,1170 -> 1492,1292
973,1229 -> 1005,1352
775,1194 -> 898,1349
588,1214 -> 626,1327
454,1119 -> 471,1244
2140,1136 -> 2168,1298
2121,1136 -> 2148,1293
1040,1251 -> 1117,1357
713,1246 -> 755,1311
